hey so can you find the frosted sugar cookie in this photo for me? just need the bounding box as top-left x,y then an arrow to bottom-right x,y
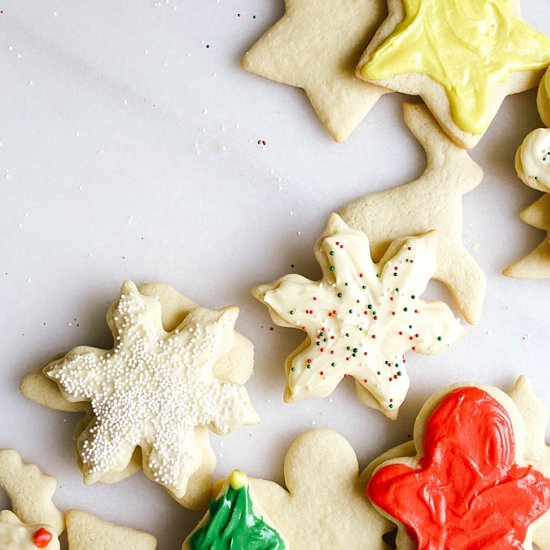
250,430 -> 391,549
366,382 -> 550,549
538,67 -> 550,127
356,0 -> 550,148
241,0 -> 388,142
340,103 -> 485,324
515,128 -> 550,192
21,281 -> 259,510
182,470 -> 286,549
254,214 -> 464,418
0,449 -> 63,549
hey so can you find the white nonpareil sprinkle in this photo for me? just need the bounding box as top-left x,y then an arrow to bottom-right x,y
45,281 -> 257,497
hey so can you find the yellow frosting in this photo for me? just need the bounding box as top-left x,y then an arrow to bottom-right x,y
228,470 -> 248,490
359,0 -> 550,135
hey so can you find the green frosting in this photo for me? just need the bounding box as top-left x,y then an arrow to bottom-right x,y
189,482 -> 286,550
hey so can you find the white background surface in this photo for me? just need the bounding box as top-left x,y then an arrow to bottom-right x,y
1,1 -> 550,548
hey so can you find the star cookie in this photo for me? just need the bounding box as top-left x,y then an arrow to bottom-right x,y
254,214 -> 464,418
503,194 -> 550,278
250,430 -> 391,550
66,510 -> 156,550
0,449 -> 63,549
515,128 -> 550,192
357,0 -> 550,148
241,0 -> 388,142
182,471 -> 286,549
21,281 -> 259,509
366,383 -> 550,549
340,103 -> 485,324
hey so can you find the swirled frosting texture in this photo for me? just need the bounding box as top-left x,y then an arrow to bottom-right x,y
360,0 -> 550,135
519,128 -> 550,191
367,387 -> 550,549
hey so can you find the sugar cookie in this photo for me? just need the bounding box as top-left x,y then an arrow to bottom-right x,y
241,0 -> 388,142
254,214 -> 463,419
503,194 -> 550,278
21,281 -> 259,510
538,67 -> 550,127
66,510 -> 156,550
182,470 -> 286,549
366,382 -> 550,549
0,449 -> 63,549
515,128 -> 550,192
250,429 -> 391,549
356,0 -> 550,148
340,103 -> 485,324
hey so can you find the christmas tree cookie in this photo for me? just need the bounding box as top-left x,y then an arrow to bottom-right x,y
183,470 -> 286,549
254,214 -> 464,418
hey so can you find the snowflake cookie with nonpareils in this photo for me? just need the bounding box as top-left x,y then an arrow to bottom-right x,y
253,214 -> 464,418
365,381 -> 550,550
0,449 -> 63,549
21,281 -> 259,510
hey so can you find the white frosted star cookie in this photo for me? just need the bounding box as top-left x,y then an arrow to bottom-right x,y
182,470 -> 287,549
21,281 -> 259,510
249,429 -> 392,549
340,103 -> 485,324
0,449 -> 63,549
241,0 -> 388,142
356,0 -> 550,148
66,510 -> 156,550
254,214 -> 464,418
515,128 -> 550,192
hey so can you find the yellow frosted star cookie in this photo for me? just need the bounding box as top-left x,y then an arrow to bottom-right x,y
250,430 -> 392,549
241,0 -> 388,142
340,103 -> 485,324
254,214 -> 464,418
357,0 -> 550,148
21,281 -> 259,510
538,67 -> 550,127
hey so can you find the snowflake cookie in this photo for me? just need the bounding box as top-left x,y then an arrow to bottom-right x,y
365,380 -> 550,549
254,214 -> 464,418
21,281 -> 259,509
0,449 -> 63,550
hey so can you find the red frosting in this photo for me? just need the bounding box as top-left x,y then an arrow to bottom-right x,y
367,387 -> 550,549
32,528 -> 53,548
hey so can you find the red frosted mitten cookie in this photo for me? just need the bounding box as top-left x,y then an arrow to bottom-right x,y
367,384 -> 550,549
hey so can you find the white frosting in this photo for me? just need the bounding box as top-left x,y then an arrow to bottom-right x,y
46,281 -> 258,498
0,520 -> 58,550
262,215 -> 464,413
520,128 -> 550,191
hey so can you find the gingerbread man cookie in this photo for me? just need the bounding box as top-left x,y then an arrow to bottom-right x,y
250,429 -> 391,549
21,281 -> 259,510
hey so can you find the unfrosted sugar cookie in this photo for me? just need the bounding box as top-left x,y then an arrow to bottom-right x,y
365,382 -> 550,549
21,281 -> 259,510
66,510 -> 156,550
241,0 -> 388,142
254,214 -> 464,418
356,0 -> 550,148
250,429 -> 392,549
182,470 -> 287,549
0,449 -> 63,549
339,103 -> 485,325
